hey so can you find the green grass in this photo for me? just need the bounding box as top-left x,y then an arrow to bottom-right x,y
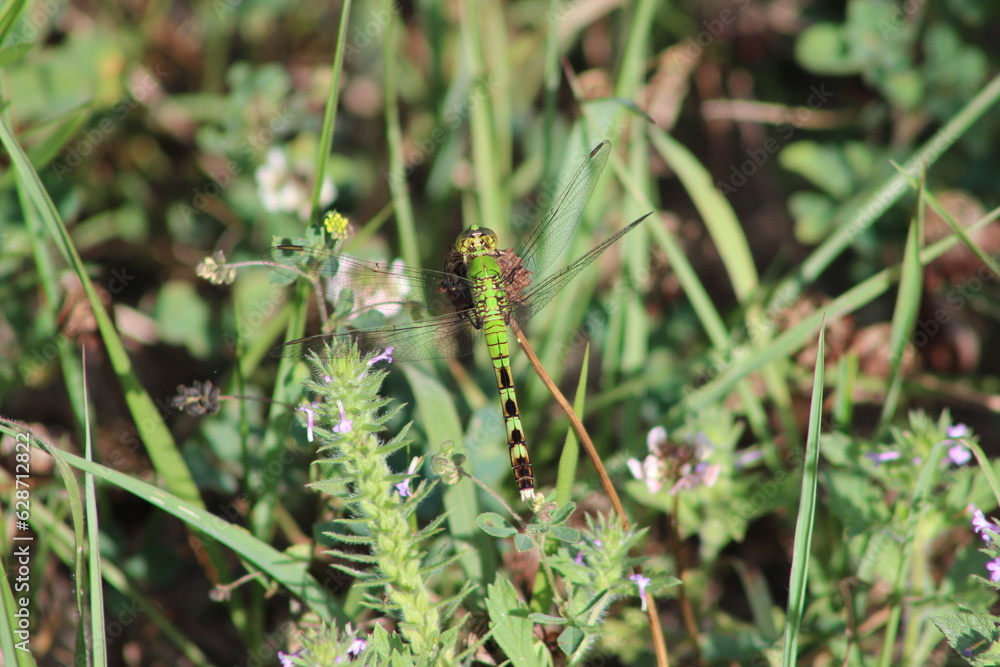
3,1 -> 1000,665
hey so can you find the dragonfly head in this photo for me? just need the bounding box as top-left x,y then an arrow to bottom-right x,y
454,225 -> 499,257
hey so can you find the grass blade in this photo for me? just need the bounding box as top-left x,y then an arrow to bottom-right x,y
875,179 -> 925,437
782,321 -> 825,665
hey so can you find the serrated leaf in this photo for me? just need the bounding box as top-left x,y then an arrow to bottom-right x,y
476,512 -> 517,538
930,610 -> 1000,667
485,578 -> 537,667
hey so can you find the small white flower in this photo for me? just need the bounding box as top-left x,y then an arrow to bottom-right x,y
627,454 -> 666,494
255,147 -> 337,221
630,574 -> 651,611
298,404 -> 317,442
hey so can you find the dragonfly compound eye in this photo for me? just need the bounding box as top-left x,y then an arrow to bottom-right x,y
455,226 -> 499,254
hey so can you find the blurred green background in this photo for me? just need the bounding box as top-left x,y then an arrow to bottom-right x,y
4,0 -> 1000,664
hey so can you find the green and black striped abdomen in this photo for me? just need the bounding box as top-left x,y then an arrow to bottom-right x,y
467,251 -> 535,500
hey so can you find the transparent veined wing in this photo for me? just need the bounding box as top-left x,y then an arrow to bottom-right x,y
263,245 -> 479,361
509,140 -> 611,291
510,213 -> 652,325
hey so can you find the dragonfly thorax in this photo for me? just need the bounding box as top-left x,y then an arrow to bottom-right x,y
454,225 -> 499,258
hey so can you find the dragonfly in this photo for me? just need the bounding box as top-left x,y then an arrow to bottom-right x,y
264,140 -> 651,501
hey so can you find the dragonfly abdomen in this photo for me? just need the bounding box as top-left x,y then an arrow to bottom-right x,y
482,311 -> 535,501
470,255 -> 536,501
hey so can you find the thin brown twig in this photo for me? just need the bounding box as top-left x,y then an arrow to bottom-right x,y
671,494 -> 703,665
509,320 -> 670,667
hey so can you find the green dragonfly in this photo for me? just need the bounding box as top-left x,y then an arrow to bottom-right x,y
265,140 -> 651,500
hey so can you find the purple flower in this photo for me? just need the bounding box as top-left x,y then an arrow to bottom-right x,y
628,427 -> 721,494
865,450 -> 901,465
630,574 -> 651,611
734,449 -> 764,470
670,462 -> 721,494
368,347 -> 395,366
987,557 -> 1000,582
298,404 -> 317,442
947,423 -> 970,439
394,457 -> 421,497
333,400 -> 353,434
972,509 -> 1000,544
947,443 -> 972,466
348,638 -> 366,657
942,424 -> 972,465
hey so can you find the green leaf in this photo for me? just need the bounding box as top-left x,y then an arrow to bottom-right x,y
930,610 -> 1000,667
402,365 -> 491,581
0,41 -> 31,67
514,533 -> 534,552
782,323 -> 825,666
875,186 -> 924,436
550,526 -> 580,543
547,501 -> 576,525
485,578 -> 538,667
821,469 -> 890,538
557,626 -> 586,656
795,23 -> 858,75
779,141 -> 854,198
788,191 -> 836,244
36,442 -> 345,624
154,281 -> 212,358
476,512 -> 517,538
882,69 -> 923,110
528,612 -> 567,625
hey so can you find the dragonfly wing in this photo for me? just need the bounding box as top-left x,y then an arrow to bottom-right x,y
263,245 -> 479,360
511,213 -> 651,324
275,311 -> 480,361
263,245 -> 467,320
510,140 -> 611,288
